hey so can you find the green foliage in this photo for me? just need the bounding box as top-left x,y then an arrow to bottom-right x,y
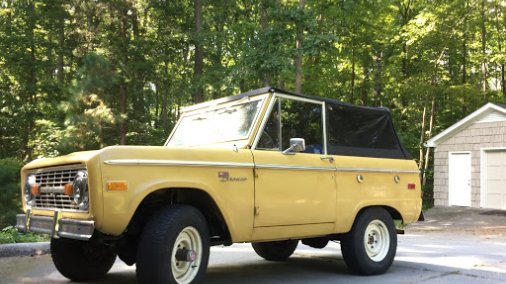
0,158 -> 22,228
2,0 -> 506,211
0,226 -> 49,244
28,120 -> 63,158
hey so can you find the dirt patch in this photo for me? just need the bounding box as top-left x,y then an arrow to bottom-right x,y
405,206 -> 506,236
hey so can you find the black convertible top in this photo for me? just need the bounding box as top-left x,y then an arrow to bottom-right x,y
186,87 -> 411,159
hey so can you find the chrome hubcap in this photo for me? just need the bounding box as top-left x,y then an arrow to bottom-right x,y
171,226 -> 202,284
363,219 -> 390,262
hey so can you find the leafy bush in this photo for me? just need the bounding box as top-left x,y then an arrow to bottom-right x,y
0,158 -> 22,228
0,226 -> 49,244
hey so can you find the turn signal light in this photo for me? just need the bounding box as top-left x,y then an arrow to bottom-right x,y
64,183 -> 73,195
30,184 -> 40,196
107,181 -> 128,191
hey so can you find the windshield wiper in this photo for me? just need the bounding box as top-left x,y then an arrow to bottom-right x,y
192,116 -> 207,121
218,108 -> 238,114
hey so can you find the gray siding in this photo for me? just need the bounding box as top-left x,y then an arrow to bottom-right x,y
433,120 -> 506,207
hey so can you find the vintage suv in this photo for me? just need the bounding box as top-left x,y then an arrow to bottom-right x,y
16,87 -> 421,283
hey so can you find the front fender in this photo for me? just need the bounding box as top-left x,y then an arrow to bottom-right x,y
96,147 -> 255,242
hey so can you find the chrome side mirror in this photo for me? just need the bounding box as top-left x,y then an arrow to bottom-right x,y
282,138 -> 306,154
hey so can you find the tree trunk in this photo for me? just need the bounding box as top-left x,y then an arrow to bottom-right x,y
57,15 -> 65,84
118,8 -> 129,145
294,0 -> 305,93
418,105 -> 427,170
422,97 -> 436,187
350,27 -> 356,101
212,22 -> 224,99
502,64 -> 506,97
399,0 -> 412,80
480,0 -> 487,96
361,66 -> 370,105
374,53 -> 382,105
193,0 -> 204,103
162,61 -> 170,133
260,0 -> 271,86
494,0 -> 505,96
119,83 -> 128,145
462,0 -> 468,84
304,13 -> 323,84
20,1 -> 38,160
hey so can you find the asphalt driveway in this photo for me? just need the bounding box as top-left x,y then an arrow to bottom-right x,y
1,206 -> 505,284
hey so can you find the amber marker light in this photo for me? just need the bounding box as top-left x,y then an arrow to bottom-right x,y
64,183 -> 73,195
30,184 -> 41,196
107,181 -> 128,191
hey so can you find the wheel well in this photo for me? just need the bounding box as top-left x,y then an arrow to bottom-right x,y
357,205 -> 403,222
125,188 -> 231,245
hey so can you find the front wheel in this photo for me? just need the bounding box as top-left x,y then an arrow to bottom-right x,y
136,205 -> 210,284
50,237 -> 116,281
252,240 -> 298,261
340,207 -> 397,275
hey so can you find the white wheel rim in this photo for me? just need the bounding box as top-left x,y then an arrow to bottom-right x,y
363,219 -> 390,262
171,226 -> 202,284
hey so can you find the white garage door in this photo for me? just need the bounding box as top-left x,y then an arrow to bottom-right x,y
483,150 -> 506,210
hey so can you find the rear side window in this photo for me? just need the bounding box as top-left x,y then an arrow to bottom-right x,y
326,103 -> 407,159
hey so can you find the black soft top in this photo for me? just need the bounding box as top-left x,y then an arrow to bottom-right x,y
186,87 -> 411,160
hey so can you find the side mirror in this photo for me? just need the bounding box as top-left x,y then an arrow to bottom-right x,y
282,138 -> 306,154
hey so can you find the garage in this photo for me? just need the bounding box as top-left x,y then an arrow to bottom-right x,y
482,150 -> 506,210
427,102 -> 506,209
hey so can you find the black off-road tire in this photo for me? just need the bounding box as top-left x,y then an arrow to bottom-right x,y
50,237 -> 117,281
252,240 -> 298,261
340,207 -> 397,275
136,205 -> 210,284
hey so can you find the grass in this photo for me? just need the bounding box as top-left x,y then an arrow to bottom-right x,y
0,226 -> 50,244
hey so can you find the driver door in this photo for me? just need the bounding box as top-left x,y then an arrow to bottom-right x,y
252,96 -> 336,230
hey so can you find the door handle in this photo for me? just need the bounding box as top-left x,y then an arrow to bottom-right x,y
320,156 -> 334,163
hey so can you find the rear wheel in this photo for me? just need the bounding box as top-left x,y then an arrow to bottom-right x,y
50,237 -> 116,281
340,207 -> 397,275
136,205 -> 210,284
252,240 -> 298,261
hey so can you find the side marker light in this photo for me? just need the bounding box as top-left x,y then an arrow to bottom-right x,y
107,181 -> 128,191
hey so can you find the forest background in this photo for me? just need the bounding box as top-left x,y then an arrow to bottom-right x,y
1,0 -> 506,228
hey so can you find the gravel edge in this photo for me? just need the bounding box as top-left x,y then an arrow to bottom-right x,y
0,242 -> 50,258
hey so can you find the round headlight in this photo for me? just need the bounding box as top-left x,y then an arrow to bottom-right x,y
73,171 -> 89,210
24,174 -> 36,205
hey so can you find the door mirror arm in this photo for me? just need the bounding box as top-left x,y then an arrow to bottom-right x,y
282,138 -> 306,155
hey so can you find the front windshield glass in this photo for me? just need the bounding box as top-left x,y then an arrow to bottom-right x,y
167,98 -> 263,147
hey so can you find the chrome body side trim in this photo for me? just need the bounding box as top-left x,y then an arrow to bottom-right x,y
104,159 -> 419,174
336,167 -> 420,174
255,164 -> 335,172
104,159 -> 254,168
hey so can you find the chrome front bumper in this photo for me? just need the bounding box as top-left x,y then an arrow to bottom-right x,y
16,210 -> 94,241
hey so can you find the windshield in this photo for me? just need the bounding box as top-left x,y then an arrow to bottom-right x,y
167,98 -> 263,147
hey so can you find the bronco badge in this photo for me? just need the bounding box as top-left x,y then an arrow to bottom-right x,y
218,171 -> 247,182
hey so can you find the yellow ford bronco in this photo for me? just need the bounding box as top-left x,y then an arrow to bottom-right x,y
17,87 -> 421,283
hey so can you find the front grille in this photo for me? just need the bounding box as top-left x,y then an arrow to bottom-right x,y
30,165 -> 87,211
